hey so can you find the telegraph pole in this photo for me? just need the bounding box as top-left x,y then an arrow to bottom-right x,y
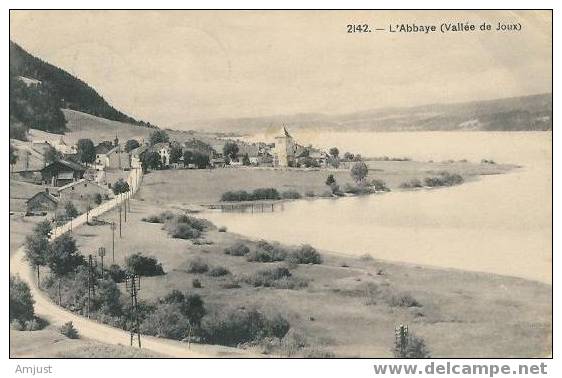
87,255 -> 96,319
119,198 -> 122,238
124,192 -> 127,222
125,274 -> 142,348
110,222 -> 116,263
98,247 -> 106,273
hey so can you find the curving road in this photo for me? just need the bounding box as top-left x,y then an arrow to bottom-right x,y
10,168 -> 252,358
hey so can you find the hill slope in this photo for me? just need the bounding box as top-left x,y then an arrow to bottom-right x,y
181,93 -> 552,134
9,41 -> 155,139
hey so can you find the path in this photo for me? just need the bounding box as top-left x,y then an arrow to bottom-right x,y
10,168 -> 253,358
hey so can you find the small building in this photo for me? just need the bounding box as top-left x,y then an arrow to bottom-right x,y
152,142 -> 172,167
26,189 -> 59,215
49,137 -> 77,155
130,144 -> 149,169
95,145 -> 130,170
210,157 -> 226,168
41,160 -> 87,187
57,178 -> 111,204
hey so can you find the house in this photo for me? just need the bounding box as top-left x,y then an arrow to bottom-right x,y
26,189 -> 59,215
57,178 -> 111,204
49,137 -> 77,155
273,127 -> 297,167
130,144 -> 149,169
41,160 -> 87,187
152,142 -> 172,167
95,144 -> 130,170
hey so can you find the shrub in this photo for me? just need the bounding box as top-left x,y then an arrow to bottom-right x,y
107,264 -> 127,283
208,266 -> 231,277
246,240 -> 287,262
305,190 -> 315,198
200,307 -> 290,346
242,267 -> 292,287
221,188 -> 281,202
220,280 -> 241,289
371,179 -> 390,192
9,276 -> 34,322
388,293 -> 421,308
423,172 -> 464,187
400,179 -> 423,189
288,245 -> 322,265
359,254 -> 374,262
93,193 -> 103,205
187,258 -> 209,274
394,332 -> 431,358
175,214 -> 211,231
60,321 -> 79,339
218,226 -> 227,232
224,242 -> 250,256
192,278 -> 202,288
126,254 -> 165,276
142,215 -> 162,223
251,188 -> 281,201
140,303 -> 191,340
10,319 -> 24,331
281,190 -> 301,200
167,223 -> 201,240
343,183 -> 374,195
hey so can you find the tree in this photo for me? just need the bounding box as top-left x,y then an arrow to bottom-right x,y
193,152 -> 210,169
183,150 -> 194,167
77,139 -> 96,164
124,139 -> 140,153
10,276 -> 35,322
242,153 -> 251,166
329,147 -> 339,158
48,233 -> 85,304
25,234 -> 49,286
223,141 -> 239,161
350,161 -> 369,184
126,253 -> 164,276
343,152 -> 354,161
112,178 -> 130,195
142,151 -> 162,171
160,290 -> 206,347
64,202 -> 78,219
10,144 -> 18,172
170,145 -> 183,165
149,130 -> 169,145
44,145 -> 62,164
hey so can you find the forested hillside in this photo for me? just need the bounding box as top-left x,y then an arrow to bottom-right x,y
9,41 -> 155,139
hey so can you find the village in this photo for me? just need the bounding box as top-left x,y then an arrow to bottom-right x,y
10,125 -> 354,221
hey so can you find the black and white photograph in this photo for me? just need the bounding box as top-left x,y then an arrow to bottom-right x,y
4,5 -> 557,376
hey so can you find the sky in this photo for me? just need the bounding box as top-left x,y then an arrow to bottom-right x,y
10,10 -> 552,129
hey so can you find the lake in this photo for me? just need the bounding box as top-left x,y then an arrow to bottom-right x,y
204,131 -> 552,284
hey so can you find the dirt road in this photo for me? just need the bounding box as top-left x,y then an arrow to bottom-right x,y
10,168 -> 253,358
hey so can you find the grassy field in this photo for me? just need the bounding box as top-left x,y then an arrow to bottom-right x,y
10,328 -> 161,358
69,198 -> 551,357
137,160 -> 516,206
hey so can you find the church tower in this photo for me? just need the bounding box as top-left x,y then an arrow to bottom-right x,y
274,126 -> 296,167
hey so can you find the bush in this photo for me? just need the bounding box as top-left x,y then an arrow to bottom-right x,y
208,266 -> 231,277
242,267 -> 292,287
10,319 -> 24,331
394,332 -> 431,358
423,172 -> 464,187
281,190 -> 301,199
192,279 -> 202,288
142,215 -> 162,223
200,307 -> 290,346
140,303 -> 191,340
126,253 -> 165,276
388,293 -> 421,308
224,242 -> 250,256
371,179 -> 390,192
400,178 -> 423,189
343,183 -> 374,195
94,193 -> 103,205
107,264 -> 127,283
167,223 -> 201,240
10,276 -> 34,322
288,244 -> 322,265
246,240 -> 287,262
60,321 -> 79,339
305,190 -> 315,198
187,258 -> 209,274
221,188 -> 281,202
218,226 -> 227,232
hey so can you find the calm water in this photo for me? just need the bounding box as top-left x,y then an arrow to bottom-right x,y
204,132 -> 552,283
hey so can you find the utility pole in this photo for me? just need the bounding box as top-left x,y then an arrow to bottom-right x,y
125,274 -> 141,348
110,222 -> 116,263
87,255 -> 96,319
119,198 -> 122,238
124,192 -> 127,222
98,247 -> 106,273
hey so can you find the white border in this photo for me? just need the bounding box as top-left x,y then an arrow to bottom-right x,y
2,2 -> 558,377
